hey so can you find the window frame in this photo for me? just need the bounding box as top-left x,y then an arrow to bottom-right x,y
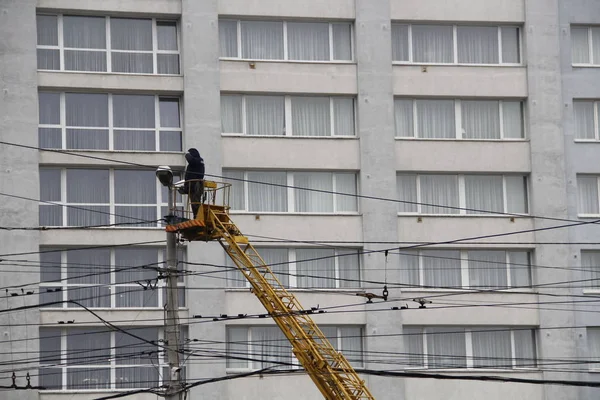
36,14 -> 181,75
219,19 -> 355,63
577,175 -> 600,217
396,173 -> 530,216
405,326 -> 537,370
221,94 -> 357,137
391,23 -> 522,66
394,98 -> 526,140
573,100 -> 600,142
38,92 -> 183,152
39,247 -> 186,310
571,25 -> 600,66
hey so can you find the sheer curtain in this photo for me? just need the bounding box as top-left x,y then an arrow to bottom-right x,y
39,92 -> 60,124
114,170 -> 157,227
472,329 -> 512,368
241,21 -> 284,60
246,95 -> 285,136
461,101 -> 500,139
66,169 -> 110,226
578,176 -> 599,214
156,22 -> 180,74
226,327 -> 249,368
416,99 -> 455,138
391,24 -> 409,62
467,250 -> 507,289
509,251 -> 531,287
113,94 -> 156,151
37,13 -> 58,70
39,168 -> 62,226
592,28 -> 600,64
67,329 -> 111,389
412,25 -> 453,63
404,327 -> 424,367
501,27 -> 520,63
422,250 -> 461,288
63,16 -> 107,72
294,172 -> 333,212
115,328 -> 159,388
573,101 -> 595,139
464,175 -> 503,214
291,96 -> 331,136
287,22 -> 329,61
65,93 -> 109,150
505,176 -> 528,214
296,248 -> 336,288
247,171 -> 287,212
502,101 -> 524,139
221,95 -> 243,133
253,327 -> 291,369
588,328 -> 600,366
427,327 -> 466,368
340,327 -> 363,367
39,328 -> 62,389
571,27 -> 590,64
395,99 -> 414,137
260,248 -> 289,287
514,329 -> 536,368
67,249 -> 110,308
338,249 -> 360,288
219,20 -> 238,57
332,23 -> 352,61
581,251 -> 600,289
110,18 -> 153,73
159,98 -> 181,151
420,175 -> 459,214
335,173 -> 357,212
223,170 -> 245,210
114,248 -> 158,307
397,174 -> 418,213
398,250 -> 419,286
457,26 -> 498,64
333,97 -> 355,136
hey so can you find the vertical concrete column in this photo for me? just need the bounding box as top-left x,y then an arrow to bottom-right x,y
180,0 -> 226,396
355,1 -> 405,398
0,1 -> 40,398
525,2 -> 578,399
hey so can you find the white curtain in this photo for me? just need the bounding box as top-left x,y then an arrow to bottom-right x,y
159,131 -> 182,151
246,95 -> 285,136
40,168 -> 62,226
63,16 -> 107,72
223,170 -> 245,210
427,327 -> 466,368
505,176 -> 528,214
115,328 -> 158,387
465,175 -> 503,214
66,169 -> 110,226
509,251 -> 531,288
227,327 -> 249,368
468,250 -> 507,289
420,175 -> 459,214
335,173 -> 357,212
472,329 -> 512,368
416,100 -> 455,139
65,93 -> 109,150
67,249 -> 111,308
247,171 -> 287,212
112,53 -> 153,73
114,248 -> 157,283
574,101 -> 595,139
593,28 -> 600,64
461,101 -> 500,139
394,99 -> 413,137
219,20 -> 238,57
571,27 -> 590,64
457,26 -> 498,64
111,18 -> 153,73
333,97 -> 355,136
39,328 -> 62,389
37,15 -> 58,45
39,128 -> 62,149
241,21 -> 284,60
113,95 -> 155,128
332,23 -> 352,61
404,327 -> 424,367
296,248 -> 336,288
397,174 -> 418,213
501,27 -> 520,63
422,250 -> 461,288
38,92 -> 60,124
40,251 -> 62,283
514,329 -> 536,368
159,99 -> 180,127
294,172 -> 333,212
502,101 -> 524,139
67,329 -> 111,389
157,22 -> 178,51
338,249 -> 360,288
581,251 -> 600,289
253,327 -> 291,369
578,176 -> 599,214
260,248 -> 289,287
221,95 -> 243,133
114,170 -> 157,227
412,25 -> 453,63
291,96 -> 331,136
398,250 -> 419,286
38,48 -> 60,70
157,54 -> 180,74
391,24 -> 409,61
340,327 -> 363,367
287,22 -> 330,61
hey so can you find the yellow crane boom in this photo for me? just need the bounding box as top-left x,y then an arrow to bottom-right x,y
165,180 -> 375,400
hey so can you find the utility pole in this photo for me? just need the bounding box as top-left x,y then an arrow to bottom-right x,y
156,166 -> 183,400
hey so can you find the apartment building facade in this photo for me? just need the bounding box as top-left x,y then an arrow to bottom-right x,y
1,0 -> 600,399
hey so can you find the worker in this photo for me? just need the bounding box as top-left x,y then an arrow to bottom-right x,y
183,148 -> 205,219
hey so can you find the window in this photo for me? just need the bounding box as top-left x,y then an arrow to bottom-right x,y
580,251 -> 600,289
36,14 -> 179,74
226,247 -> 360,289
38,92 -> 182,151
397,174 -> 528,215
399,249 -> 531,289
573,100 -> 600,140
219,20 -> 353,62
571,26 -> 600,65
587,327 -> 600,370
223,170 -> 358,213
39,327 -> 173,390
404,327 -> 536,369
39,168 -> 183,227
226,325 -> 363,369
39,247 -> 185,309
577,175 -> 600,215
221,94 -> 355,136
391,24 -> 520,65
395,98 -> 524,139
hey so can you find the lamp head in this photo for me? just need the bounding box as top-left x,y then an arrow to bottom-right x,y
155,166 -> 173,187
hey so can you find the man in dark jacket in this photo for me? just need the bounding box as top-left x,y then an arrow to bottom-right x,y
183,148 -> 205,219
